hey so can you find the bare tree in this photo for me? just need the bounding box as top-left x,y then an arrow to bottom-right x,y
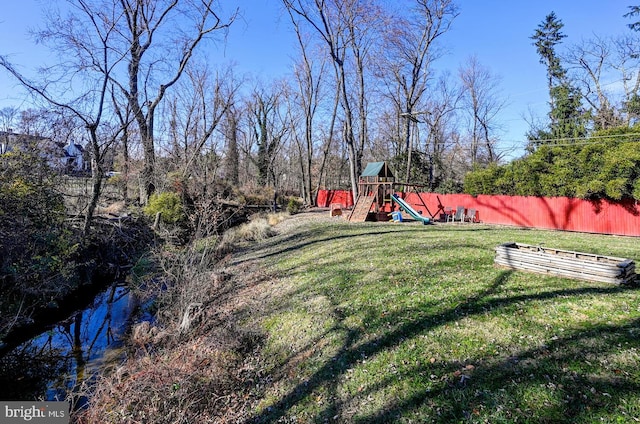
0,107 -> 18,132
559,32 -> 640,129
0,0 -> 126,235
459,56 -> 505,165
16,109 -> 61,138
345,0 -> 383,186
283,0 -> 372,201
165,65 -> 237,187
421,74 -> 461,188
565,36 -> 622,130
222,104 -> 241,186
111,86 -> 135,204
109,0 -> 237,203
380,0 -> 458,183
308,64 -> 343,198
286,9 -> 328,205
246,84 -> 289,188
608,34 -> 640,126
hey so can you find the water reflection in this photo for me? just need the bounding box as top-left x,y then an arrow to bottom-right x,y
0,284 -> 136,402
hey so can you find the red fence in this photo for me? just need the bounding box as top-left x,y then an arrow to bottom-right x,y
317,189 -> 640,237
317,190 -> 354,209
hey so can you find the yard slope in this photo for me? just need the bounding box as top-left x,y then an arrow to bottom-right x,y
240,211 -> 640,423
78,211 -> 640,423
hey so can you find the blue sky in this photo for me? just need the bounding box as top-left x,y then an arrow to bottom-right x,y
0,0 -> 635,159
442,1 -> 635,157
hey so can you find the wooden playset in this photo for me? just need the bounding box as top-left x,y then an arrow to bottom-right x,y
346,161 -> 436,223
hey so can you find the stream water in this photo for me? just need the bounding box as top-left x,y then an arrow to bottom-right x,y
0,283 -> 141,403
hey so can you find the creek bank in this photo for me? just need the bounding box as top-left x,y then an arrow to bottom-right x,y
0,203 -> 259,404
0,216 -> 157,402
0,216 -> 155,358
71,211 -> 300,422
0,271 -> 129,358
0,282 -> 140,402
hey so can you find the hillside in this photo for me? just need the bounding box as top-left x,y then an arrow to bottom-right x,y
79,211 -> 640,423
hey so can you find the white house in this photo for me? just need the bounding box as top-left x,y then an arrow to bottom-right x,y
0,131 -> 20,155
0,131 -> 87,174
63,140 -> 85,173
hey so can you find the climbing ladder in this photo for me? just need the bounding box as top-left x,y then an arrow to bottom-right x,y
348,195 -> 375,222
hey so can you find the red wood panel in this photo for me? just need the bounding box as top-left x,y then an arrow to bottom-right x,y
317,190 -> 354,208
317,189 -> 640,237
411,193 -> 640,237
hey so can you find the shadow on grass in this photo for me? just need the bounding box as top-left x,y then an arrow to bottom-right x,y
234,223 -> 450,265
248,269 -> 640,423
356,318 -> 640,423
237,220 -> 604,273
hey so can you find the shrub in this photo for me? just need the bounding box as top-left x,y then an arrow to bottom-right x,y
216,216 -> 278,255
434,178 -> 463,194
286,197 -> 302,214
633,179 -> 640,201
605,178 -> 628,200
464,125 -> 640,201
464,164 -> 501,196
0,150 -> 78,336
144,192 -> 185,225
575,179 -> 605,199
267,212 -> 288,226
222,218 -> 275,244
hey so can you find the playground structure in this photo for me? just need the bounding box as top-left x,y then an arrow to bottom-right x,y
391,194 -> 431,224
347,161 -> 444,223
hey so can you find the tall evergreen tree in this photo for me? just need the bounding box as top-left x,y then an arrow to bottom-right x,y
531,12 -> 566,100
624,5 -> 640,32
549,83 -> 588,139
530,12 -> 587,141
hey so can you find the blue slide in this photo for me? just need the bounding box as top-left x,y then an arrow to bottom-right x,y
391,194 -> 431,224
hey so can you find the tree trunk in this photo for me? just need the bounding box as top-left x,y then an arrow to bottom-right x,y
313,87 -> 340,205
225,111 -> 239,185
83,131 -> 104,236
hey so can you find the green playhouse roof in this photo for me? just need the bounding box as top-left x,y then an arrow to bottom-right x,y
361,161 -> 393,177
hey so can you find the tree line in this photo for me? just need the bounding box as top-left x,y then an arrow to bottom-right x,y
2,1 -> 640,240
467,8 -> 640,201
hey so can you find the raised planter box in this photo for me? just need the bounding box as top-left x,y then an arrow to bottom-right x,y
495,242 -> 636,284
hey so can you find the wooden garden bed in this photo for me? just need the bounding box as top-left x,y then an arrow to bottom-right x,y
495,242 -> 636,284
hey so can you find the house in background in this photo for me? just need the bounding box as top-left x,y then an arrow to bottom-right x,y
0,130 -> 88,174
0,131 -> 26,154
62,140 -> 86,174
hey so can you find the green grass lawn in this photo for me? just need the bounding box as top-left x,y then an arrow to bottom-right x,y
237,215 -> 640,423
